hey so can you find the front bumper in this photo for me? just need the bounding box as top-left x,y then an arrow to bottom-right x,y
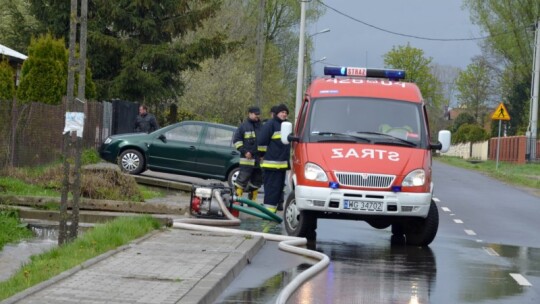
99,144 -> 117,163
295,185 -> 432,218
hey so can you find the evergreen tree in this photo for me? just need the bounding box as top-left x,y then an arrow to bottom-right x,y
17,34 -> 67,104
0,0 -> 40,53
0,59 -> 16,100
27,0 -> 233,103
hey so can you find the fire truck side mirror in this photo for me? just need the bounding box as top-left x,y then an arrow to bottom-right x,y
433,130 -> 451,153
281,121 -> 298,144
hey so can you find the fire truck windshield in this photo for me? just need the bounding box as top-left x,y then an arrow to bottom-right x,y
307,97 -> 426,146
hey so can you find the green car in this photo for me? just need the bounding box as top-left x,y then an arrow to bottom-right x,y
99,121 -> 240,186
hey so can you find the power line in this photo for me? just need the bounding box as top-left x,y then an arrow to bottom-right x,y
317,0 -> 529,42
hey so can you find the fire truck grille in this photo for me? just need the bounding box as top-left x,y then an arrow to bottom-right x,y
334,172 -> 395,188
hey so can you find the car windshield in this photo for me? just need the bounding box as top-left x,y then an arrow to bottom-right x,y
307,97 -> 426,146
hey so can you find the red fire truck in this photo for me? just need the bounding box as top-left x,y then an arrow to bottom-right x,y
281,66 -> 451,246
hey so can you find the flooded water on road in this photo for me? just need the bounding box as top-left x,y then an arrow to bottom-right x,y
217,219 -> 540,304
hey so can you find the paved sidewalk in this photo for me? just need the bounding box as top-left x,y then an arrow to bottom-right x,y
2,228 -> 264,304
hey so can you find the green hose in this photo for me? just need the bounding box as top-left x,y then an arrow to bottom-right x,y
235,197 -> 283,223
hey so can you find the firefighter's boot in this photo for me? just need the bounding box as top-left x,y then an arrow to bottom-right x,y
248,189 -> 258,202
235,187 -> 244,197
264,204 -> 277,213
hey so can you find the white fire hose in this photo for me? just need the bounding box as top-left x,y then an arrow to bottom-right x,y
172,189 -> 330,304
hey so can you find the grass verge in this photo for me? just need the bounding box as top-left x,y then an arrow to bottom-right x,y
0,177 -> 164,202
0,209 -> 33,250
0,177 -> 59,197
436,156 -> 540,191
0,216 -> 161,300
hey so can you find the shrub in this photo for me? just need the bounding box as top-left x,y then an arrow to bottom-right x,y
81,149 -> 101,165
451,112 -> 475,133
453,123 -> 488,144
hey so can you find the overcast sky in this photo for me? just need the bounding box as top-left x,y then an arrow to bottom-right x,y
309,0 -> 484,76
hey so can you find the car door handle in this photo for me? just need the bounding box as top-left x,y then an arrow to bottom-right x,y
189,146 -> 197,150
231,151 -> 239,155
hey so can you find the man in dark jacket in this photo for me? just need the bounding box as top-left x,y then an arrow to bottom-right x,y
233,106 -> 263,200
134,105 -> 159,133
258,103 -> 291,212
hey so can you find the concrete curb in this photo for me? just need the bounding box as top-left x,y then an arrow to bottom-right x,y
180,235 -> 266,304
1,230 -> 161,304
0,194 -> 189,215
10,206 -> 177,227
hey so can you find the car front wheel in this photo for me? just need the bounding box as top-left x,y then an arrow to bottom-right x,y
284,192 -> 317,240
118,149 -> 145,175
404,200 -> 439,246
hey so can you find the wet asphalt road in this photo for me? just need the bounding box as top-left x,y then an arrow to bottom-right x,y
216,160 -> 540,303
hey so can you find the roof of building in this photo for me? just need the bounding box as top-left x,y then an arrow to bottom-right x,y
0,43 -> 28,61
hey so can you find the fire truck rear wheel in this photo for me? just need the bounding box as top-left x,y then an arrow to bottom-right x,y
284,192 -> 317,240
404,200 -> 439,246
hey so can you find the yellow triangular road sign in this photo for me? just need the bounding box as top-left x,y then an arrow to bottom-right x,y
492,103 -> 510,121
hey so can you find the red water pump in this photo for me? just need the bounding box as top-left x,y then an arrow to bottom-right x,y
190,184 -> 237,218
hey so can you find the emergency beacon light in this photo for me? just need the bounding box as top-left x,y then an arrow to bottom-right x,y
324,66 -> 406,81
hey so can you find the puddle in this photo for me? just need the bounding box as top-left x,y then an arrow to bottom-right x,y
0,224 -> 58,282
237,217 -> 284,235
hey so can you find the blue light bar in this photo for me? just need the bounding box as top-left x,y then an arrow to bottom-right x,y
324,66 -> 406,80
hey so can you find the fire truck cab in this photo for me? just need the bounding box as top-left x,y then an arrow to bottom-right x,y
281,66 -> 451,246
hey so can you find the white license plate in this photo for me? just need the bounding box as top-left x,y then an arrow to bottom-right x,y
344,200 -> 383,211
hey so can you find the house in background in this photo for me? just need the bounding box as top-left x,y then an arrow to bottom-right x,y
0,43 -> 28,87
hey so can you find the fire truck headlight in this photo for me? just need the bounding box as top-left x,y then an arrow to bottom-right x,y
403,169 -> 425,187
304,162 -> 328,182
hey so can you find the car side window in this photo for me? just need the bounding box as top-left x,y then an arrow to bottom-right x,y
204,126 -> 234,147
164,124 -> 202,142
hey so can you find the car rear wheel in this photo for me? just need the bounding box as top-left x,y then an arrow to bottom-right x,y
284,192 -> 317,240
118,149 -> 145,175
227,167 -> 240,188
404,200 -> 439,246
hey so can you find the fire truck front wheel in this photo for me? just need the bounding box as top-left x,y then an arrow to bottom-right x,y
404,200 -> 439,246
284,192 -> 317,240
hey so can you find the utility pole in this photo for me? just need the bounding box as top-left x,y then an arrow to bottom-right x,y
59,0 -> 88,245
69,0 -> 88,240
254,0 -> 266,108
528,20 -> 540,161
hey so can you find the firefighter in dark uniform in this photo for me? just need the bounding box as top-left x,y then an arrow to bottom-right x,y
233,106 -> 263,200
257,103 -> 291,213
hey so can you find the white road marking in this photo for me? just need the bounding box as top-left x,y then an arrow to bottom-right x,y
510,273 -> 532,286
476,239 -> 483,243
465,229 -> 477,236
441,207 -> 451,212
433,197 -> 441,203
450,213 -> 455,216
483,247 -> 499,256
453,219 -> 463,224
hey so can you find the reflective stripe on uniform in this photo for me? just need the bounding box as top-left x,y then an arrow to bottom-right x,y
271,131 -> 281,139
261,160 -> 288,169
240,158 -> 256,166
234,141 -> 243,149
258,146 -> 267,152
244,131 -> 256,139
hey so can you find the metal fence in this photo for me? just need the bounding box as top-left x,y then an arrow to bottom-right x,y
0,100 -> 111,169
